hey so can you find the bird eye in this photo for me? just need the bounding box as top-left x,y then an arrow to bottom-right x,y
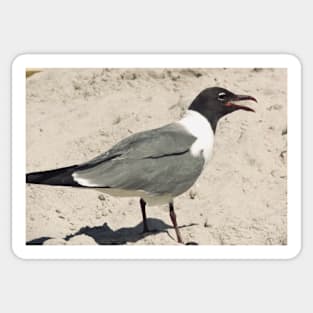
217,92 -> 226,101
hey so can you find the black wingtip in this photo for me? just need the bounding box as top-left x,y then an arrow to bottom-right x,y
26,165 -> 80,187
26,172 -> 42,184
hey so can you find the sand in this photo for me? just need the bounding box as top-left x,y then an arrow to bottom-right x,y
26,68 -> 287,245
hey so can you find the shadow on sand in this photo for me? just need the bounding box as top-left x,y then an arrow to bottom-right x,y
26,218 -> 197,245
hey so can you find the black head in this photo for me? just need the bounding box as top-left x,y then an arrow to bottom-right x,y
189,87 -> 257,132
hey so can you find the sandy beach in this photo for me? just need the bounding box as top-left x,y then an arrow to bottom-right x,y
26,68 -> 287,245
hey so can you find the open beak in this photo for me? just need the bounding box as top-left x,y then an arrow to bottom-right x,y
226,94 -> 257,112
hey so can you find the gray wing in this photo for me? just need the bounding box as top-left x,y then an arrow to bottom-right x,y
73,123 -> 204,196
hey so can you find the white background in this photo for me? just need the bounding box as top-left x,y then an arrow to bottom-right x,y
1,1 -> 311,312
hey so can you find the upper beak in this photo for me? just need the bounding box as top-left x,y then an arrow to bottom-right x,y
226,94 -> 257,112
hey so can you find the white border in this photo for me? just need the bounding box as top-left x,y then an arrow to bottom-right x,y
12,54 -> 302,260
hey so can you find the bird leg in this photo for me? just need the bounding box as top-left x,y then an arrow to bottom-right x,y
140,198 -> 150,233
169,202 -> 183,244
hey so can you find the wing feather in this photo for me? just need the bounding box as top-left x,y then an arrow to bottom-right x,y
73,123 -> 203,195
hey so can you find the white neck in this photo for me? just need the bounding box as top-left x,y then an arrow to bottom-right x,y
177,110 -> 215,164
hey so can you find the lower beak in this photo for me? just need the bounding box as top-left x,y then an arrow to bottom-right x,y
226,94 -> 257,112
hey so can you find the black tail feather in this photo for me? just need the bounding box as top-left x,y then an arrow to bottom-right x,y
26,165 -> 80,187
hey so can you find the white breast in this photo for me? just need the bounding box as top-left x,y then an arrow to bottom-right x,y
177,110 -> 214,164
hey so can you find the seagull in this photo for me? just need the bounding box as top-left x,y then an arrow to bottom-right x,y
26,87 -> 257,244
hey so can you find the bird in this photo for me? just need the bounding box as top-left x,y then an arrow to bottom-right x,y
26,87 -> 257,244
